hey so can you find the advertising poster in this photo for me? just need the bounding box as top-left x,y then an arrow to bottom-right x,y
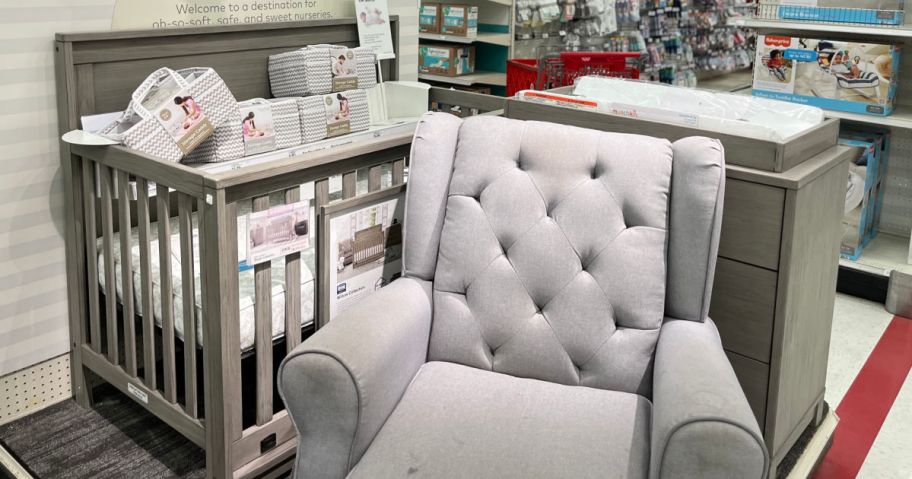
324,188 -> 404,322
111,0 -> 354,29
247,201 -> 311,266
354,0 -> 395,60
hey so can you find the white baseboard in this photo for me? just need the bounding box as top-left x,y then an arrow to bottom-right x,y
0,354 -> 71,426
787,410 -> 840,479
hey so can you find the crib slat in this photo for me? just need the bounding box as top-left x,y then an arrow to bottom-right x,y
314,179 -> 329,329
81,158 -> 101,353
284,187 -> 302,353
157,187 -> 177,403
368,165 -> 382,192
392,159 -> 405,185
117,171 -> 138,376
178,194 -> 198,418
342,171 -> 357,200
136,179 -> 156,389
99,166 -> 119,363
252,195 -> 273,426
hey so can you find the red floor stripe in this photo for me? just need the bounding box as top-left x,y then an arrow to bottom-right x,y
813,316 -> 912,479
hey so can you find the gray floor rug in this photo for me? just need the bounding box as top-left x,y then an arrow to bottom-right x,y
0,384 -> 205,478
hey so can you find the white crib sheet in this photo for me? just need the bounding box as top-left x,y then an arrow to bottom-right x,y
97,213 -> 315,352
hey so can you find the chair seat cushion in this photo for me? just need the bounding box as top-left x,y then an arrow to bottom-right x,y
348,361 -> 651,479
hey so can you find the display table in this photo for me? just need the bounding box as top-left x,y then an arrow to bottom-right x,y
504,97 -> 855,477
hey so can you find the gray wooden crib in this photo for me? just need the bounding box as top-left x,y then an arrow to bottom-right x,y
54,19 -> 506,479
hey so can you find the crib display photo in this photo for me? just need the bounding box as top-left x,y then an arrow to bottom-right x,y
320,184 -> 405,324
752,35 -> 901,116
246,201 -> 310,266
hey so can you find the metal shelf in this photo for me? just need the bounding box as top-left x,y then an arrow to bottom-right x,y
839,232 -> 912,277
418,71 -> 507,87
736,18 -> 912,40
823,106 -> 912,130
419,32 -> 512,47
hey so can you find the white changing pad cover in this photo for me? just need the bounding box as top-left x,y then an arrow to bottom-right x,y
98,213 -> 315,351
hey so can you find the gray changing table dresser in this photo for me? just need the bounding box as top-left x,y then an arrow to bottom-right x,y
505,98 -> 855,477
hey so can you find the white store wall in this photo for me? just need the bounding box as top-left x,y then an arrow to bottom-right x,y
0,1 -> 418,377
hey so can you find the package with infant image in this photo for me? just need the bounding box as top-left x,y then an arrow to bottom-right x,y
752,35 -> 900,116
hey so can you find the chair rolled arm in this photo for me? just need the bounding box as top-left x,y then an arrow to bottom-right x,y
651,318 -> 769,479
278,277 -> 433,479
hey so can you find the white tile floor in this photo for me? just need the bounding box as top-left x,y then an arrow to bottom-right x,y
827,293 -> 912,479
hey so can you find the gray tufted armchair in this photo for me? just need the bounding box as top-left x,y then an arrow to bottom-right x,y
278,113 -> 769,479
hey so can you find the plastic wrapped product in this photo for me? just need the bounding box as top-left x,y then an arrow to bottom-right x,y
184,121 -> 245,164
99,67 -> 239,162
268,45 -> 377,97
295,89 -> 371,144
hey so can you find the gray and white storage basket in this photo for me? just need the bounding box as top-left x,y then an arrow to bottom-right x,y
296,89 -> 370,144
268,45 -> 377,97
99,67 -> 239,162
265,98 -> 303,149
184,121 -> 245,164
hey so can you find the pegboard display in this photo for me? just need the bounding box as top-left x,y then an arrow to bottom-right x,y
0,354 -> 71,426
880,127 -> 912,237
512,0 -> 755,86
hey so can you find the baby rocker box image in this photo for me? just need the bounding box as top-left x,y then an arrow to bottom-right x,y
752,35 -> 900,116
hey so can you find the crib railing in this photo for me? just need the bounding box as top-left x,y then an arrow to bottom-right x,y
68,127 -> 413,477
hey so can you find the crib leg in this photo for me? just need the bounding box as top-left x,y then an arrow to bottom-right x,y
71,360 -> 94,408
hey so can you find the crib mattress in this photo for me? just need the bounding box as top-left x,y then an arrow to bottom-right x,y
97,213 -> 315,351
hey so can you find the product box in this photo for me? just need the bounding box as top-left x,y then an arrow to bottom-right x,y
838,127 -> 890,260
752,35 -> 901,116
419,4 -> 441,33
756,0 -> 904,26
439,4 -> 478,37
419,44 -> 476,76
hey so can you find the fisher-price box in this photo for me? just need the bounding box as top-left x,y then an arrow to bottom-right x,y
440,4 -> 478,37
419,4 -> 440,33
419,44 -> 475,76
839,128 -> 890,260
752,35 -> 900,116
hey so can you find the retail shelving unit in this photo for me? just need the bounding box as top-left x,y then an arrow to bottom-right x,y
417,0 -> 514,91
743,12 -> 912,324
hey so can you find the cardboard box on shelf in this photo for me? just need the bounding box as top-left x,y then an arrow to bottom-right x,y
419,44 -> 476,76
839,127 -> 890,260
439,4 -> 478,37
752,35 -> 901,116
419,4 -> 441,34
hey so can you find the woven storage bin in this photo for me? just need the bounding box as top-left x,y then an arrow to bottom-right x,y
184,120 -> 245,164
268,45 -> 377,97
100,67 -> 239,162
296,89 -> 370,144
266,98 -> 303,149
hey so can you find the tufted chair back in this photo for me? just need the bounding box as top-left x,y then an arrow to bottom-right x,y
403,114 -> 725,399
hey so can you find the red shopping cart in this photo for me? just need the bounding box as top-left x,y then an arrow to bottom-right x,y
506,52 -> 641,97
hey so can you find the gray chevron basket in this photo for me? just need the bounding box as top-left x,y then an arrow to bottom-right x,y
268,45 -> 377,97
183,120 -> 245,164
296,89 -> 370,144
100,67 -> 239,162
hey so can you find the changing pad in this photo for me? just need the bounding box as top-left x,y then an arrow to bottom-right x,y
97,212 -> 316,351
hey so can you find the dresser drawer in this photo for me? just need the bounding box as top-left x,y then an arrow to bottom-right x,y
710,258 -> 778,363
726,350 -> 770,429
719,179 -> 785,271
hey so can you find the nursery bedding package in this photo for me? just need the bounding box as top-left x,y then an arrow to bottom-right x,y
752,35 -> 901,116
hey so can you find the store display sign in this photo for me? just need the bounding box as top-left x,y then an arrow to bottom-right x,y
354,0 -> 395,60
246,201 -> 311,265
323,187 -> 405,322
111,0 -> 353,29
240,103 -> 276,156
325,93 -> 352,138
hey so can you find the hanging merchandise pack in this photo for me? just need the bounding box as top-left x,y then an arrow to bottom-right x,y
296,89 -> 371,144
100,67 -> 240,162
268,44 -> 378,98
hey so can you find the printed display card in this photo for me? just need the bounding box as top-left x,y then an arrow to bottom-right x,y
240,103 -> 277,156
247,201 -> 311,265
330,47 -> 359,92
325,93 -> 352,138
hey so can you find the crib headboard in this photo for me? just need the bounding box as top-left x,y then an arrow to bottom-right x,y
55,18 -> 400,131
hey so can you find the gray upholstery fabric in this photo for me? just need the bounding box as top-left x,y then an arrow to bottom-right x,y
348,361 -> 652,479
402,112 -> 463,281
277,277 -> 433,479
650,318 -> 768,479
665,137 -> 726,322
429,116 -> 671,396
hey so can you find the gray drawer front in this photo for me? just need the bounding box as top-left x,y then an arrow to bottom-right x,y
726,350 -> 769,429
719,179 -> 785,271
710,258 -> 777,363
